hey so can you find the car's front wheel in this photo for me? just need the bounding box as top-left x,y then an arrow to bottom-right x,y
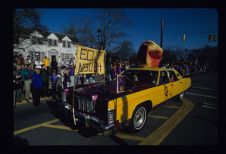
129,105 -> 147,133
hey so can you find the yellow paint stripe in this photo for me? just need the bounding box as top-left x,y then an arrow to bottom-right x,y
115,133 -> 145,142
162,105 -> 180,109
148,115 -> 169,120
42,124 -> 78,131
14,119 -> 59,135
139,99 -> 193,145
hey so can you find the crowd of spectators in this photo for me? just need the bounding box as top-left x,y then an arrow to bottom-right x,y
13,53 -> 209,107
13,54 -> 76,107
161,61 -> 209,76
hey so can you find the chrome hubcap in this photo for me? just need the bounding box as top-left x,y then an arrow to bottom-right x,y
180,92 -> 184,100
134,107 -> 146,129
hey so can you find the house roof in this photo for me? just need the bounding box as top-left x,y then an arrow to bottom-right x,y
47,33 -> 59,40
33,30 -> 80,43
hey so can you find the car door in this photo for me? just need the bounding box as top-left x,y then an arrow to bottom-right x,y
158,70 -> 171,101
167,70 -> 179,98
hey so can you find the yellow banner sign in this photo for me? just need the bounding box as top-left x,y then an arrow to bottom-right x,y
75,45 -> 105,75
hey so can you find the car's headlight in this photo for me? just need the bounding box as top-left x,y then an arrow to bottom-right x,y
108,109 -> 115,125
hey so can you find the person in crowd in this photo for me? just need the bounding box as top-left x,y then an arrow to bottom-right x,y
106,62 -> 112,82
86,74 -> 95,84
43,56 -> 50,67
110,63 -> 117,80
14,65 -> 23,103
14,55 -> 20,66
50,69 -> 58,100
35,57 -> 43,67
60,58 -> 68,68
55,68 -> 63,100
24,55 -> 31,65
116,62 -> 122,75
31,66 -> 43,106
19,54 -> 25,65
69,65 -> 75,87
62,67 -> 71,88
51,57 -> 58,73
19,64 -> 31,103
27,64 -> 33,99
40,65 -> 50,98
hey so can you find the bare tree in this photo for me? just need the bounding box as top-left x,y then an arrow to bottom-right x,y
60,9 -> 131,51
113,40 -> 135,60
95,9 -> 131,51
14,9 -> 48,44
62,23 -> 78,42
76,19 -> 97,48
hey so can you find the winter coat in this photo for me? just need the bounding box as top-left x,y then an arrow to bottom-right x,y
19,69 -> 30,81
40,69 -> 49,82
51,61 -> 58,70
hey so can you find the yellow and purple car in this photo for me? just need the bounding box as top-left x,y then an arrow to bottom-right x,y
59,67 -> 191,134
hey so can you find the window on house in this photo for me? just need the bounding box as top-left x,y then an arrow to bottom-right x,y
61,53 -> 65,61
65,54 -> 69,62
32,36 -> 43,44
63,41 -> 66,47
69,54 -> 73,59
54,40 -> 58,46
41,52 -> 45,61
32,36 -> 37,44
37,38 -> 43,44
68,42 -> 71,48
48,39 -> 52,46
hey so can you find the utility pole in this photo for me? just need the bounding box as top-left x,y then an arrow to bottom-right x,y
160,19 -> 164,48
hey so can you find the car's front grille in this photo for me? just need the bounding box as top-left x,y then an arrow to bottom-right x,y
77,96 -> 95,113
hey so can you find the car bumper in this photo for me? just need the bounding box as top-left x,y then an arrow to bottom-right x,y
58,101 -> 115,132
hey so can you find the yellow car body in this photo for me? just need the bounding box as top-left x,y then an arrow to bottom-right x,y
108,67 -> 191,123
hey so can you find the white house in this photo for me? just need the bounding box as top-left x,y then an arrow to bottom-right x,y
14,30 -> 80,66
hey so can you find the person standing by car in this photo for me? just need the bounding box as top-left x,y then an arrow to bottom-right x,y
31,66 -> 43,106
68,65 -> 75,87
40,65 -> 50,99
50,69 -> 58,100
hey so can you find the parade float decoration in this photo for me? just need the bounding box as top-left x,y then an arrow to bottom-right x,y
136,40 -> 163,68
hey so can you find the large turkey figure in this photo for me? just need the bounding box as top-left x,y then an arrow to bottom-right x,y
136,40 -> 163,68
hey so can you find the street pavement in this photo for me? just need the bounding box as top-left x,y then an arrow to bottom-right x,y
14,71 -> 219,145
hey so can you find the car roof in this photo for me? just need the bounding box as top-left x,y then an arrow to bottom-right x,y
127,67 -> 175,72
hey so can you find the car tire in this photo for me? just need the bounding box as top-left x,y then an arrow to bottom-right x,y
129,105 -> 147,133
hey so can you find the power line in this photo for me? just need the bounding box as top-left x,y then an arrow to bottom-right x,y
165,30 -> 218,34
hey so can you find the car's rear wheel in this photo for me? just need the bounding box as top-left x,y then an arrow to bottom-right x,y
129,105 -> 147,133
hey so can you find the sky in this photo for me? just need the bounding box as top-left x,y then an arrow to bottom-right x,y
38,8 -> 218,52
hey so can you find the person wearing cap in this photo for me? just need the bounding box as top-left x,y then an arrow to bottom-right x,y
31,66 -> 43,106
